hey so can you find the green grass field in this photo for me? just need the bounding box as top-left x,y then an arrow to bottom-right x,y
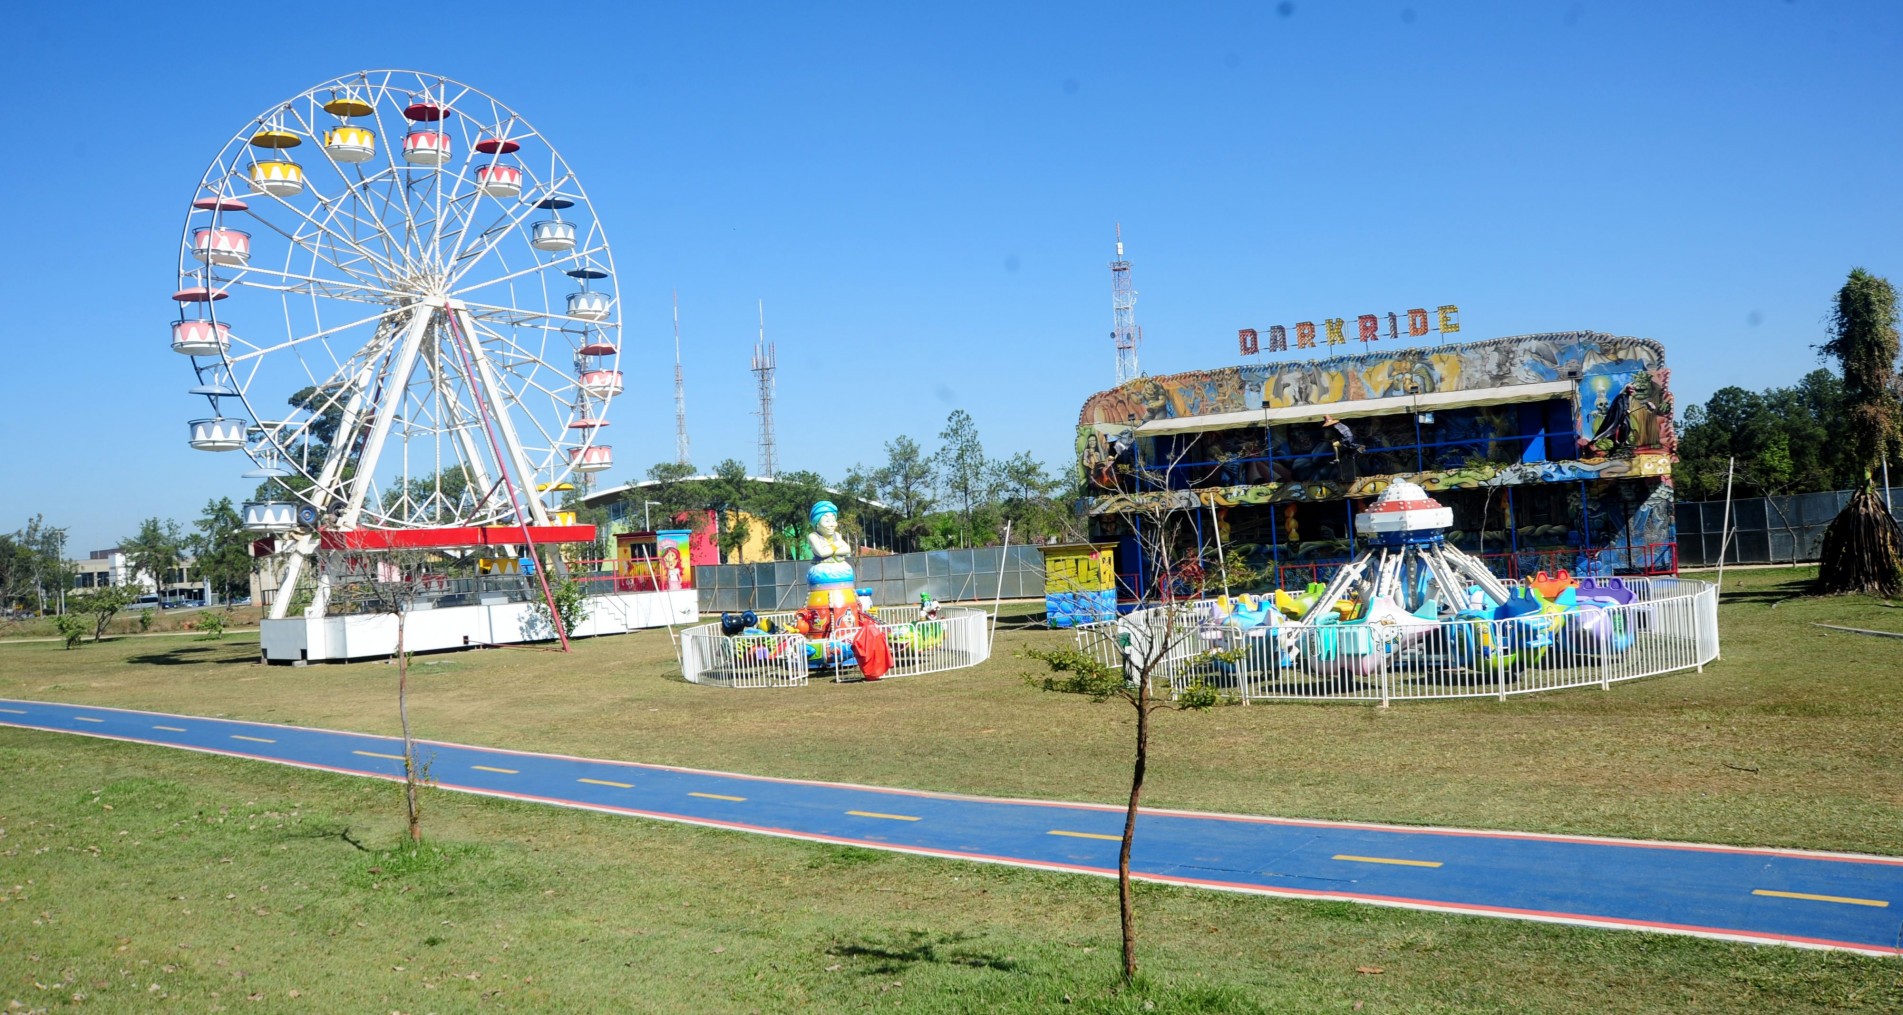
2,567 -> 1900,1011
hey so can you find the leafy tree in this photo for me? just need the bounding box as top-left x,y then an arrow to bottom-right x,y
875,437 -> 936,518
390,466 -> 475,524
992,451 -> 1079,544
53,612 -> 86,649
704,459 -> 756,563
632,461 -> 707,534
1673,372 -> 1854,500
71,584 -> 137,642
0,533 -> 35,613
1816,268 -> 1903,596
835,464 -> 888,549
527,575 -> 592,642
121,518 -> 186,599
934,410 -> 992,547
190,498 -> 254,604
750,470 -> 829,558
288,382 -> 348,452
4,515 -> 71,615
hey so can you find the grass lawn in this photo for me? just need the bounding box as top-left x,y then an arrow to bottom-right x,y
2,566 -> 1900,1010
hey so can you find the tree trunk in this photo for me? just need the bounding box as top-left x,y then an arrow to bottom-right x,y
1119,680 -> 1150,985
397,613 -> 421,843
1817,485 -> 1903,597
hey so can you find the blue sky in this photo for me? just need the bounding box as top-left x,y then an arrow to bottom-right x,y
1,1 -> 1898,551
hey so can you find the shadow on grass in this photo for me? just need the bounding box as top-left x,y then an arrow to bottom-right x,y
1718,577 -> 1819,606
826,929 -> 1019,975
126,644 -> 251,666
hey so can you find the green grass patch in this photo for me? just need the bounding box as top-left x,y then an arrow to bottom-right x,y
2,572 -> 1902,1008
2,733 -> 1896,1013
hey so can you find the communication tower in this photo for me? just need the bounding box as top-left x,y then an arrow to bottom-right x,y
672,290 -> 691,466
751,299 -> 778,478
1111,224 -> 1142,385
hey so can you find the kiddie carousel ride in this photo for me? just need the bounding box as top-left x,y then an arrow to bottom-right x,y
717,500 -> 948,679
173,71 -> 620,632
1205,480 -> 1638,680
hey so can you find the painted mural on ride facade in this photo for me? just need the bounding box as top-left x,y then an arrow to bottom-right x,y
1075,333 -> 1677,576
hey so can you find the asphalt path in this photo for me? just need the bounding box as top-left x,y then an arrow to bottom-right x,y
4,698 -> 1899,957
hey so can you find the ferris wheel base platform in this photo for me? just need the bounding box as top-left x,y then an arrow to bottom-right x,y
259,588 -> 696,664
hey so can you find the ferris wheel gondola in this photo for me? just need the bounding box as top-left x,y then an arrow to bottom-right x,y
173,70 -> 623,619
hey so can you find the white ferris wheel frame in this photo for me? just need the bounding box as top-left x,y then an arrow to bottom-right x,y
173,70 -> 622,620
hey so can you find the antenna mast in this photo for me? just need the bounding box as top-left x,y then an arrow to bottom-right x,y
672,290 -> 691,466
1111,223 -> 1141,385
751,299 -> 778,478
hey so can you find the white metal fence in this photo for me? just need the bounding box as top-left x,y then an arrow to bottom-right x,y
680,605 -> 993,688
1076,578 -> 1719,705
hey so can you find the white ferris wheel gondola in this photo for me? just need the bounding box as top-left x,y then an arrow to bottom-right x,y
174,70 -> 623,620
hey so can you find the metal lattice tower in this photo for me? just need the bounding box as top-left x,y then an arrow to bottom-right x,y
751,299 -> 778,478
672,290 -> 691,466
1111,224 -> 1142,385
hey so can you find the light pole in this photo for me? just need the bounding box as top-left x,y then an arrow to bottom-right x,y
643,500 -> 662,532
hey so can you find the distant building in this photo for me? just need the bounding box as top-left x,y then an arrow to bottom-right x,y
70,547 -> 207,603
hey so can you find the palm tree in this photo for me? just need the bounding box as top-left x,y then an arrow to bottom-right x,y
1815,268 -> 1903,596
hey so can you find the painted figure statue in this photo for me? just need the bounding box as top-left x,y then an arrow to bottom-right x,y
803,500 -> 855,608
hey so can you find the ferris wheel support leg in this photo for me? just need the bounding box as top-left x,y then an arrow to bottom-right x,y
269,540 -> 314,621
450,303 -> 551,527
336,304 -> 437,531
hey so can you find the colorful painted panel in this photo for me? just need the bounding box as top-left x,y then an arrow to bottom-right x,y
1076,332 -> 1675,491
1039,543 -> 1116,594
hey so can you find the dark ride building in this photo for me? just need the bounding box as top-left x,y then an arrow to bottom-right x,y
1074,331 -> 1677,601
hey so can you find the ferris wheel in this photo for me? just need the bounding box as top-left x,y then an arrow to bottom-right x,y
173,70 -> 621,618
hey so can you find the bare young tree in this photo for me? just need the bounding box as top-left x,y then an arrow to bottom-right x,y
1029,435 -> 1232,985
341,547 -> 436,842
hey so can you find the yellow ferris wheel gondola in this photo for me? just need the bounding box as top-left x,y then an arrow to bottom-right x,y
249,119 -> 302,149
322,89 -> 373,117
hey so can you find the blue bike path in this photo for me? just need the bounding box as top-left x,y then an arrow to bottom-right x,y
4,698 -> 1899,956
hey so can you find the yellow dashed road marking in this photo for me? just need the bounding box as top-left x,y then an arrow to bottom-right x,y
1753,889 -> 1888,908
1333,854 -> 1443,868
472,765 -> 518,774
1049,830 -> 1121,841
579,778 -> 633,789
689,792 -> 746,802
847,810 -> 920,822
353,750 -> 405,761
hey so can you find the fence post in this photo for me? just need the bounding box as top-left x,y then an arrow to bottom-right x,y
1496,618 -> 1509,702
